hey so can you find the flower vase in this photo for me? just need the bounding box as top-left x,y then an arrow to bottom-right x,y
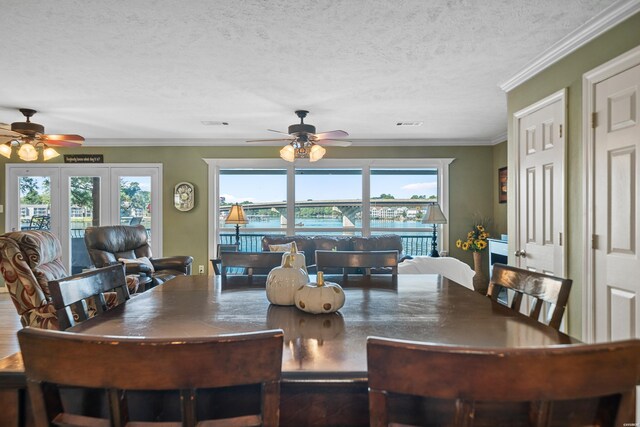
472,251 -> 487,293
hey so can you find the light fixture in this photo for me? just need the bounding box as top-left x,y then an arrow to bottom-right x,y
309,144 -> 326,162
42,146 -> 60,161
280,144 -> 295,162
422,203 -> 447,257
225,203 -> 249,246
17,143 -> 38,161
0,108 -> 84,161
0,142 -> 12,158
280,138 -> 326,163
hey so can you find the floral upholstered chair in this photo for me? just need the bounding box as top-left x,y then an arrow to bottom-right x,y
0,230 -> 131,330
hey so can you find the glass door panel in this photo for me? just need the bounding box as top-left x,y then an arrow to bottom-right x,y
7,166 -> 60,236
111,167 -> 161,257
61,168 -> 109,273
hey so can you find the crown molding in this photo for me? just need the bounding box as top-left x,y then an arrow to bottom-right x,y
499,0 -> 640,92
490,131 -> 508,145
83,138 -> 497,147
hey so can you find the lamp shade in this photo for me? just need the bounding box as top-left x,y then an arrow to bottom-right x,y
280,145 -> 295,162
309,144 -> 326,162
225,203 -> 248,225
422,203 -> 447,224
0,143 -> 12,159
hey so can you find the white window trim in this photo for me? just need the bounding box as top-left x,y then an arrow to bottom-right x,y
5,163 -> 163,269
205,158 -> 454,262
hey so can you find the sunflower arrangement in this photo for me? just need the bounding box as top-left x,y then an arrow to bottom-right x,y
456,223 -> 490,252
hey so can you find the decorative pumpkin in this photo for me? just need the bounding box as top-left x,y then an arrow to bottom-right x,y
266,254 -> 309,306
294,271 -> 345,314
281,241 -> 307,273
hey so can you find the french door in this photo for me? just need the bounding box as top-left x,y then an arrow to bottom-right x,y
6,164 -> 162,273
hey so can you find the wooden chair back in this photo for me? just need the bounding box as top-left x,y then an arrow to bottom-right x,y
217,243 -> 239,258
315,250 -> 398,276
367,337 -> 640,427
18,328 -> 284,427
220,251 -> 284,276
48,264 -> 129,331
487,263 -> 572,330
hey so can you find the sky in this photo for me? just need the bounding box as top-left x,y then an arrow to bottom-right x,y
220,173 -> 438,204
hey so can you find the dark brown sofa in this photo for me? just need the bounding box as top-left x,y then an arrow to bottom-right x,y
261,234 -> 409,272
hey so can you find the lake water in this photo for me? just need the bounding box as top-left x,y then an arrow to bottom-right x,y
222,217 -> 432,236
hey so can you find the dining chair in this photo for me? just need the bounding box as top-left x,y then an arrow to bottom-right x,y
18,328 -> 284,427
315,250 -> 399,276
220,251 -> 284,276
48,264 -> 130,331
487,263 -> 572,330
367,337 -> 640,427
212,243 -> 239,275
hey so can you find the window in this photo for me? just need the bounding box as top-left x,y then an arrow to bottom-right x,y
295,169 -> 362,235
207,159 -> 452,258
218,169 -> 287,251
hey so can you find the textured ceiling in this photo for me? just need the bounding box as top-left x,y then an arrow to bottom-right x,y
0,0 -> 619,146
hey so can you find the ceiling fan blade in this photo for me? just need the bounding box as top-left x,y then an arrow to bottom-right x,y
0,129 -> 25,138
246,138 -> 295,143
314,130 -> 349,140
41,134 -> 85,147
316,139 -> 352,147
267,129 -> 292,136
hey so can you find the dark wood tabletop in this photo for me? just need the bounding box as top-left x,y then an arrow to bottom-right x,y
68,273 -> 576,380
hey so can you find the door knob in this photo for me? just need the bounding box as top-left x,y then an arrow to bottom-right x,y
514,250 -> 526,257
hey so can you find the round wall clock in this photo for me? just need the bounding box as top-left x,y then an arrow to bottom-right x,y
174,182 -> 195,212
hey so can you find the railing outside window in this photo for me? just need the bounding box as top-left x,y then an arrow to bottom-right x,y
218,232 -> 435,256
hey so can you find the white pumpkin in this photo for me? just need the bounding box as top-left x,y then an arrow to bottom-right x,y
294,271 -> 345,314
266,255 -> 309,306
281,241 -> 307,273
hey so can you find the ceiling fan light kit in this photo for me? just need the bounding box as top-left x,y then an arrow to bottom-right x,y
0,108 -> 84,162
250,110 -> 351,163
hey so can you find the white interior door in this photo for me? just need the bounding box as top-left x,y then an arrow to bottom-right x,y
515,90 -> 566,276
593,63 -> 640,342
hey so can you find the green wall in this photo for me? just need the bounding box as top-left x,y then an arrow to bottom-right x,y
507,12 -> 640,338
0,144 -> 495,275
492,140 -> 508,237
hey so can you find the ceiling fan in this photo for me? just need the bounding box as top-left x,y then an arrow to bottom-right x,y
247,110 -> 351,162
0,108 -> 85,161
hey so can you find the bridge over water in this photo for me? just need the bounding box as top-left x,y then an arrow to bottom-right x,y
221,199 -> 434,227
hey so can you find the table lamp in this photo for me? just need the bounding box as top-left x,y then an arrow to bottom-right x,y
422,203 -> 447,257
225,203 -> 248,246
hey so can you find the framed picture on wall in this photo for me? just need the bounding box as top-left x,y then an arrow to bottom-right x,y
498,167 -> 507,204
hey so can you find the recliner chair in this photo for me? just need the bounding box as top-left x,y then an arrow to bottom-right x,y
0,230 -> 129,329
84,225 -> 193,288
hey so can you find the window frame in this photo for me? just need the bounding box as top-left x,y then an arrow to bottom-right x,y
205,158 -> 454,261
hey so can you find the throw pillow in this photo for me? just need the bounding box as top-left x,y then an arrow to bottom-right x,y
268,242 -> 294,252
119,256 -> 155,272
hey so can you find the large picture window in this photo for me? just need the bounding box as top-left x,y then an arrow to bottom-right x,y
208,159 -> 452,258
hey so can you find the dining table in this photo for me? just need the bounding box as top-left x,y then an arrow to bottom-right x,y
0,273 -> 576,426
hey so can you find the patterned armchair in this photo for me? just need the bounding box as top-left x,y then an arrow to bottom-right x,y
0,230 -> 133,330
0,230 -> 69,329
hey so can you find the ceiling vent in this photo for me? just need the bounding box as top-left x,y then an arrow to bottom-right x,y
201,121 -> 229,126
396,121 -> 423,126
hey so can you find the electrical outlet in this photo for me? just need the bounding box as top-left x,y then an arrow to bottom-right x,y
198,265 -> 205,275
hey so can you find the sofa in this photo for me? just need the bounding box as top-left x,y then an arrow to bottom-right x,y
261,234 -> 409,272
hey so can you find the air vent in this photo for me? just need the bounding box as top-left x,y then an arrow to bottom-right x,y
396,121 -> 423,126
201,121 -> 229,126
